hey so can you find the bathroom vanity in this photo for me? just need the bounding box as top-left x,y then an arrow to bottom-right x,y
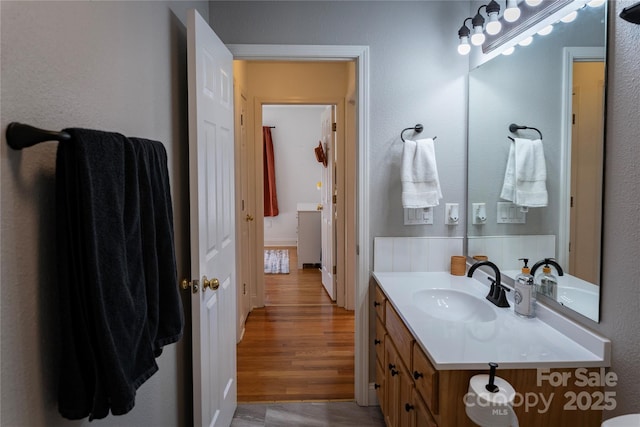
373,272 -> 611,427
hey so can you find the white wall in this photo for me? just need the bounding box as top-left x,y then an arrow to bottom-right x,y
262,105 -> 324,246
0,2 -> 208,426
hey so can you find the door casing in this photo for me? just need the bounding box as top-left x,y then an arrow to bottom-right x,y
229,44 -> 371,405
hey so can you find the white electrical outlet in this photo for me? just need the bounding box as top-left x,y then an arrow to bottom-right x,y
445,203 -> 459,225
404,207 -> 433,225
472,203 -> 487,225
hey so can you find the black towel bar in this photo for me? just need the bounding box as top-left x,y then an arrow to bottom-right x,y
5,122 -> 71,150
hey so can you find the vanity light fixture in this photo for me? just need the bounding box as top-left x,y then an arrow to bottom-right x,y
504,0 -> 521,22
537,24 -> 554,35
560,10 -> 579,22
502,46 -> 516,55
457,18 -> 472,55
518,35 -> 534,46
485,0 -> 503,35
471,9 -> 487,45
587,0 -> 605,7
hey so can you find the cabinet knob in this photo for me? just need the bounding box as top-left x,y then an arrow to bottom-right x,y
374,301 -> 381,307
405,403 -> 415,412
413,371 -> 424,380
374,339 -> 381,345
374,383 -> 381,390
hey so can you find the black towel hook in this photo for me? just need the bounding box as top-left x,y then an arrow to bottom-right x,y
5,122 -> 71,150
508,123 -> 543,141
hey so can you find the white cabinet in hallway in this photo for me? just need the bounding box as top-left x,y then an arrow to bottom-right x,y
296,203 -> 321,269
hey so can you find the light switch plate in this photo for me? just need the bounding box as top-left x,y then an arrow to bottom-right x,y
497,202 -> 527,224
404,207 -> 433,225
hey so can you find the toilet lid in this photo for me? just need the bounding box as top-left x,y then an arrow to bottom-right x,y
602,414 -> 640,427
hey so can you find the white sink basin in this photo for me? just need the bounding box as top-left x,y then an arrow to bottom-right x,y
413,289 -> 497,323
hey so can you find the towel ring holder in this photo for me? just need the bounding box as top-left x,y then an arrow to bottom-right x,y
401,124 -> 423,142
508,123 -> 543,141
400,124 -> 437,142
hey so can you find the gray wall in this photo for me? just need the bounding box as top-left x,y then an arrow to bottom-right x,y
209,1 -> 470,241
596,1 -> 640,419
0,1 -> 208,426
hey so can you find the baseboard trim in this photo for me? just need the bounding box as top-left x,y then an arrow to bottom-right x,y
368,383 -> 380,406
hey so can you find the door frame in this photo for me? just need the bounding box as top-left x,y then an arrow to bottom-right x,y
559,46 -> 605,272
228,44 -> 371,405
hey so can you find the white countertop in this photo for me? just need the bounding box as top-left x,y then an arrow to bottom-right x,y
372,271 -> 610,370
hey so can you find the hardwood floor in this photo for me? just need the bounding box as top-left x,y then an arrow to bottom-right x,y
237,247 -> 355,403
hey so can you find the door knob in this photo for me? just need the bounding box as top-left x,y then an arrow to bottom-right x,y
180,278 -> 199,294
245,214 -> 254,222
202,276 -> 220,291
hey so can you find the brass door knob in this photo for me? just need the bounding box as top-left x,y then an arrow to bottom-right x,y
180,278 -> 199,294
202,276 -> 220,291
245,214 -> 254,222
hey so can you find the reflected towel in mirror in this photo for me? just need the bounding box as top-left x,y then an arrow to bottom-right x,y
500,138 -> 548,207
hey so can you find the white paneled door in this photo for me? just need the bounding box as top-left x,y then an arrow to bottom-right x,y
320,106 -> 336,300
187,9 -> 237,427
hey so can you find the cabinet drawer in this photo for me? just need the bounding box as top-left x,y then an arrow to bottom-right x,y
413,344 -> 439,415
385,303 -> 414,368
374,317 -> 386,364
374,286 -> 386,321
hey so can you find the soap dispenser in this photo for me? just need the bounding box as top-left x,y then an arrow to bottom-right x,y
536,259 -> 558,299
514,258 -> 536,318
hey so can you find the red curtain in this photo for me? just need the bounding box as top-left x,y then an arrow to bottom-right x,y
263,126 -> 279,217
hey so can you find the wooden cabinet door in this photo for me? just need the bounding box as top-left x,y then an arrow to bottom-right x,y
384,340 -> 401,427
412,389 -> 438,427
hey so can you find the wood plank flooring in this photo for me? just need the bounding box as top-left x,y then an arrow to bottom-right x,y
237,247 -> 355,403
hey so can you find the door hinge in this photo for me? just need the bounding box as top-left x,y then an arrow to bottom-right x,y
243,283 -> 247,295
332,194 -> 337,204
572,114 -> 575,125
333,265 -> 337,275
570,196 -> 574,207
241,114 -> 244,126
332,122 -> 337,132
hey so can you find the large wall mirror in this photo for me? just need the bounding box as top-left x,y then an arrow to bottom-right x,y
466,1 -> 607,322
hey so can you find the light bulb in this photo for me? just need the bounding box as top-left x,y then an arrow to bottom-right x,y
471,26 -> 485,46
458,37 -> 471,55
504,0 -> 521,22
525,0 -> 543,6
518,36 -> 533,46
561,11 -> 578,23
502,46 -> 515,56
537,25 -> 553,36
486,15 -> 502,35
587,0 -> 605,7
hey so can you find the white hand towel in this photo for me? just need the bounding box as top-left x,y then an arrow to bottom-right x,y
401,138 -> 442,208
501,138 -> 548,207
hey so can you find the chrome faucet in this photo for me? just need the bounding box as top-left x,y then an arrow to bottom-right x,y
467,260 -> 510,308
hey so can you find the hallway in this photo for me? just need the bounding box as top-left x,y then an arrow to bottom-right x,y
236,247 -> 355,402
